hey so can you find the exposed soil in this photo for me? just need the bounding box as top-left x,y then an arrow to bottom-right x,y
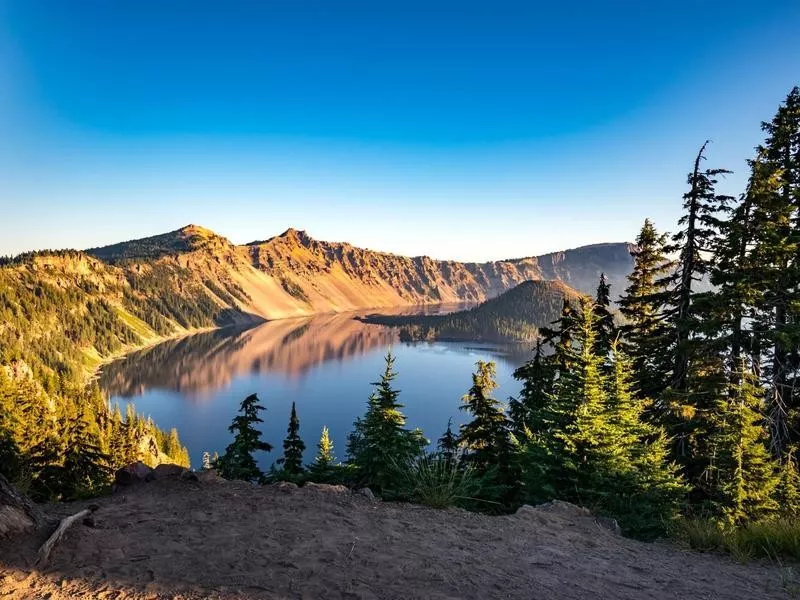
0,475 -> 786,599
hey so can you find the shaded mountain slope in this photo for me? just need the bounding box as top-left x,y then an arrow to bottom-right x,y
361,279 -> 583,342
0,476 -> 784,600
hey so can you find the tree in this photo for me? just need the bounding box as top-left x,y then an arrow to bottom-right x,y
278,402 -> 306,476
216,393 -> 272,482
594,273 -> 616,358
347,351 -> 425,494
745,88 -> 800,457
541,299 -> 578,376
459,361 -> 511,469
437,417 -> 459,462
509,338 -> 554,437
618,219 -> 673,401
309,426 -> 336,481
711,359 -> 779,524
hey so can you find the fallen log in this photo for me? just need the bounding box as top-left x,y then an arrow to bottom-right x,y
35,504 -> 99,567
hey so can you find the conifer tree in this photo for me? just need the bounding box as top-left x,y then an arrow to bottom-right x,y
437,417 -> 459,462
459,361 -> 512,472
216,393 -> 272,482
541,299 -> 578,376
711,359 -> 779,524
510,338 -> 554,437
618,219 -> 673,400
347,351 -> 425,493
745,87 -> 800,456
594,273 -> 616,358
309,426 -> 336,481
278,402 -> 306,476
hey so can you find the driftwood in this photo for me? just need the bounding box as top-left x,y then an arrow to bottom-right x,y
0,473 -> 42,536
35,504 -> 99,567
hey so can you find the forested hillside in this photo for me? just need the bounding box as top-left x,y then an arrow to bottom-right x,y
361,279 -> 582,342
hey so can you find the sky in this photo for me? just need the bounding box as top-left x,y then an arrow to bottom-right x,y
1,1 -> 799,261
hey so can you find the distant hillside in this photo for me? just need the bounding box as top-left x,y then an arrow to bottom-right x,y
83,225 -> 632,321
361,279 -> 583,343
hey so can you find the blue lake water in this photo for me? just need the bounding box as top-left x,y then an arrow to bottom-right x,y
99,310 -> 531,470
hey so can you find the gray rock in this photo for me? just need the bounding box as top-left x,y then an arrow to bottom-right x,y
180,470 -> 199,482
114,461 -> 153,486
152,463 -> 186,480
275,481 -> 299,490
595,516 -> 622,535
356,487 -> 376,501
303,482 -> 349,494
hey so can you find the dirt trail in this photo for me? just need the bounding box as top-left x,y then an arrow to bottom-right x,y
0,476 -> 786,599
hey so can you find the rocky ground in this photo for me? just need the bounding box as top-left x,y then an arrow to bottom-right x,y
0,473 -> 789,599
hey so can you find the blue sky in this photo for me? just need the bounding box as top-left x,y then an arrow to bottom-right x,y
1,1 -> 799,260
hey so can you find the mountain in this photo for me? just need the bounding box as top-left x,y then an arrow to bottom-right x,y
360,279 -> 582,342
84,224 -> 633,319
1,225 -> 632,387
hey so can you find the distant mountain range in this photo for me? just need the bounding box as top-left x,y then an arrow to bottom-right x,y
85,224 -> 633,318
360,280 -> 582,343
1,224 -> 634,385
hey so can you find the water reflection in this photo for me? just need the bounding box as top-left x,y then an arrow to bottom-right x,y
100,305 -> 513,402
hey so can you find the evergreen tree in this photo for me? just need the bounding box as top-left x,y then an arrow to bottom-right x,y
278,402 -> 306,476
509,338 -> 554,437
745,87 -> 800,456
541,299 -> 578,376
618,219 -> 673,400
594,273 -> 616,358
216,393 -> 272,482
347,351 -> 425,494
437,417 -> 459,462
711,359 -> 779,524
309,426 -> 336,481
459,361 -> 512,472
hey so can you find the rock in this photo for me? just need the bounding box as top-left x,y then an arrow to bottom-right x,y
114,462 -> 153,486
595,516 -> 621,535
151,464 -> 186,480
197,470 -> 225,485
531,500 -> 592,518
356,488 -> 376,501
303,482 -> 349,494
180,470 -> 199,482
275,481 -> 298,491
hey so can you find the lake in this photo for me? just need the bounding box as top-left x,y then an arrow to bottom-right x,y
99,309 -> 532,470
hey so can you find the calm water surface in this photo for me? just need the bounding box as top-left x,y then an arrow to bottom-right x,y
99,308 -> 531,469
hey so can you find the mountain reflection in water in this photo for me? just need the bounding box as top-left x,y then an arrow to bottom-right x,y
99,306 -> 531,467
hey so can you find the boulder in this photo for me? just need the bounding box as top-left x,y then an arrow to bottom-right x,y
530,500 -> 592,518
595,516 -> 622,535
197,469 -> 225,485
274,481 -> 298,491
151,464 -> 186,480
303,482 -> 349,494
114,461 -> 154,486
180,470 -> 199,482
356,487 -> 376,501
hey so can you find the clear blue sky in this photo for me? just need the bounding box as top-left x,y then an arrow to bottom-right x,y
1,1 -> 798,260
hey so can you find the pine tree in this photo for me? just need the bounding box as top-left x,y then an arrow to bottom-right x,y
745,87 -> 800,457
437,417 -> 459,462
510,337 -> 554,437
541,299 -> 578,376
309,426 -> 336,481
776,450 -> 800,516
459,361 -> 512,471
712,359 -> 779,524
347,351 -> 425,493
618,219 -> 673,400
278,402 -> 306,476
216,393 -> 272,482
594,273 -> 616,358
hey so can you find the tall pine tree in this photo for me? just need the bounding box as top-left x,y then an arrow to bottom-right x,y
216,393 -> 272,482
278,402 -> 306,476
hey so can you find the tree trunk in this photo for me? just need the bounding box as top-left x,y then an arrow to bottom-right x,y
0,473 -> 43,537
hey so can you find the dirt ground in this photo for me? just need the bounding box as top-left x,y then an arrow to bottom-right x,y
0,474 -> 789,599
